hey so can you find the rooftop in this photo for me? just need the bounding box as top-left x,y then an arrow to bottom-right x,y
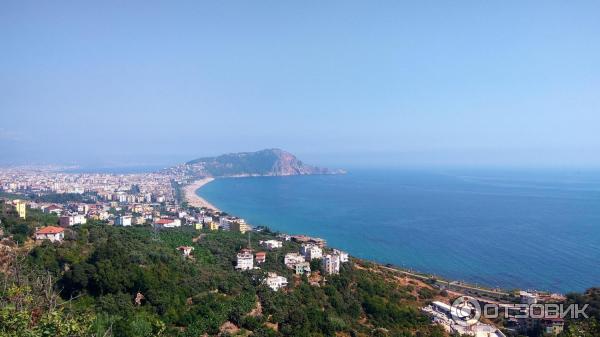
36,226 -> 65,234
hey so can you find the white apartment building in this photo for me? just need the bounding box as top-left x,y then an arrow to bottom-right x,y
333,249 -> 349,263
323,254 -> 341,275
117,193 -> 127,203
236,249 -> 254,270
300,243 -> 323,260
59,214 -> 87,227
115,215 -> 133,226
219,217 -> 233,230
284,253 -> 306,268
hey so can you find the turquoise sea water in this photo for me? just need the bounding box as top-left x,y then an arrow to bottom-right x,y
198,169 -> 600,293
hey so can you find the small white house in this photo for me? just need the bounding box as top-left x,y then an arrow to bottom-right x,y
177,246 -> 194,257
35,226 -> 65,243
43,205 -> 63,215
264,273 -> 288,291
255,252 -> 267,264
260,239 -> 283,250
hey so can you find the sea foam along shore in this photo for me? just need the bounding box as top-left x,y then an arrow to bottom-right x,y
183,177 -> 220,211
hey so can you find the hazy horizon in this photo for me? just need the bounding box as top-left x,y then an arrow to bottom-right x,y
2,1 -> 599,168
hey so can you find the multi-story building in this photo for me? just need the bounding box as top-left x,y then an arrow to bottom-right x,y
59,215 -> 74,227
236,249 -> 254,270
300,243 -> 322,260
332,249 -> 349,263
323,254 -> 341,275
14,200 -> 26,219
220,216 -> 248,232
59,214 -> 87,227
219,217 -> 233,230
284,253 -> 306,268
230,220 -> 250,234
115,215 -> 133,226
205,222 -> 219,231
294,261 -> 311,275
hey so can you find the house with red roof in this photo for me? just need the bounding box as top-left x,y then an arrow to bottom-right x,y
35,226 -> 65,243
177,246 -> 194,257
255,251 -> 266,264
43,205 -> 63,215
153,218 -> 181,229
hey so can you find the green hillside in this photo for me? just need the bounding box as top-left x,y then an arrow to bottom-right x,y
1,222 -> 444,337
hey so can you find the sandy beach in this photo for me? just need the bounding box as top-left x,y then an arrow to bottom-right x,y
183,177 -> 219,211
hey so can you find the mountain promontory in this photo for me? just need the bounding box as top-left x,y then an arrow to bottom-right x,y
179,148 -> 344,177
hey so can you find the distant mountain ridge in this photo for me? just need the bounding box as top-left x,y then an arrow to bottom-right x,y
182,148 -> 344,177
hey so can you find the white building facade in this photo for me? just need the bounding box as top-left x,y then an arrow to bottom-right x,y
264,273 -> 288,291
333,249 -> 349,263
323,254 -> 341,275
301,243 -> 323,260
115,215 -> 133,226
260,239 -> 283,250
236,249 -> 254,270
284,253 -> 306,268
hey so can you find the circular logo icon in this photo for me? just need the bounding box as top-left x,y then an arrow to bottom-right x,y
451,296 -> 481,326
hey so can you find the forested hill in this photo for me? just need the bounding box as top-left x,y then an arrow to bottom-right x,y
176,149 -> 344,177
0,213 -> 444,337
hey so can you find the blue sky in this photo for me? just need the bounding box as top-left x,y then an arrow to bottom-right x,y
1,1 -> 599,168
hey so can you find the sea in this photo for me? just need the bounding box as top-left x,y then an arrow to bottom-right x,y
198,168 -> 600,293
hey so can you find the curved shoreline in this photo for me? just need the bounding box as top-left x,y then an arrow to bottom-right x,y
183,177 -> 220,211
192,179 -> 526,297
184,175 -> 578,295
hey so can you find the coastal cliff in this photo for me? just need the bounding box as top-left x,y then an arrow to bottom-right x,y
180,148 -> 344,177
